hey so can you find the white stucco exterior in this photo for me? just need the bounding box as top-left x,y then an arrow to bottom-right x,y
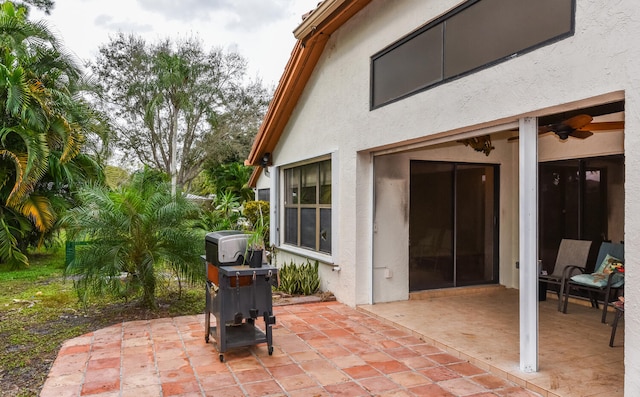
256,0 -> 640,393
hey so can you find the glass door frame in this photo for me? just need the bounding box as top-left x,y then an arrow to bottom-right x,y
409,160 -> 500,291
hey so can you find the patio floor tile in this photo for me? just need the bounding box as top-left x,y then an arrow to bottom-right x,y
471,373 -> 513,389
387,370 -> 431,388
407,383 -> 456,396
368,359 -> 411,374
81,378 -> 120,395
267,363 -> 304,378
438,377 -> 487,395
160,379 -> 201,396
342,364 -> 382,379
233,367 -> 272,384
199,372 -> 236,390
41,301 -> 544,397
242,379 -> 285,396
357,376 -> 401,393
276,373 -> 318,391
324,381 -> 370,396
422,366 -> 462,382
120,384 -> 163,397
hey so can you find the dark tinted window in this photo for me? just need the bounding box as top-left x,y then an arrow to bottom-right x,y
372,25 -> 443,106
371,0 -> 574,108
257,188 -> 270,201
444,0 -> 573,78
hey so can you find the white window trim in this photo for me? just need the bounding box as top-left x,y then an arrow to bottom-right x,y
277,244 -> 335,266
274,151 -> 338,265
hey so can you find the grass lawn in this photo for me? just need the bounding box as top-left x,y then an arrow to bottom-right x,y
0,246 -> 205,397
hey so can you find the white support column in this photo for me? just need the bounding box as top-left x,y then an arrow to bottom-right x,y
519,117 -> 539,373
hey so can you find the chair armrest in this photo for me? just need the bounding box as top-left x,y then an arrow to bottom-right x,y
562,265 -> 586,280
605,268 -> 624,285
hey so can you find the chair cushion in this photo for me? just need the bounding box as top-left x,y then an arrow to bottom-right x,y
571,254 -> 624,288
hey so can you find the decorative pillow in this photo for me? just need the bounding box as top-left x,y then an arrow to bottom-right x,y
595,254 -> 623,274
571,254 -> 624,288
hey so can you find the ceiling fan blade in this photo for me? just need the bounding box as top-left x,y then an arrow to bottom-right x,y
569,130 -> 593,139
507,126 -> 561,141
538,125 -> 553,134
579,121 -> 624,131
563,114 -> 593,130
494,117 -> 622,143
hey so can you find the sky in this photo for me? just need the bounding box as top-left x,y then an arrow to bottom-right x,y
30,0 -> 321,86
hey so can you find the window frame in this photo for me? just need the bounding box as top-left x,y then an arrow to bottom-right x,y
282,157 -> 332,254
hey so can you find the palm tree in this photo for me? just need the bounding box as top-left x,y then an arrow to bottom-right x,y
205,162 -> 254,202
0,1 -> 105,267
63,169 -> 203,309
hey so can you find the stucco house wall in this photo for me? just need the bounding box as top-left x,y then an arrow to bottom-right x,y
256,0 -> 640,392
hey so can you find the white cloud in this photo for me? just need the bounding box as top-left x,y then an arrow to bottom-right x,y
93,14 -> 153,33
31,0 -> 319,85
135,0 -> 292,29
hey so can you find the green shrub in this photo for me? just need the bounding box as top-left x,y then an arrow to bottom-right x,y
278,261 -> 299,295
276,259 -> 320,295
299,260 -> 320,295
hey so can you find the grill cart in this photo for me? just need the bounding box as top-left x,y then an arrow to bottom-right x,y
204,231 -> 277,362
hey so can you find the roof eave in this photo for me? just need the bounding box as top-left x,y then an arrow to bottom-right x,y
293,0 -> 348,40
246,0 -> 372,187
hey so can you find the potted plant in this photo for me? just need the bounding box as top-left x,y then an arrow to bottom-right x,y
245,204 -> 268,268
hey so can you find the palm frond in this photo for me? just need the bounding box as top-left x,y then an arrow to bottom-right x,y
17,192 -> 54,232
0,216 -> 29,268
5,65 -> 30,116
44,113 -> 83,162
0,125 -> 50,185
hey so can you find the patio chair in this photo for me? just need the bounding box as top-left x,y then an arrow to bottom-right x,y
562,241 -> 624,323
539,239 -> 592,311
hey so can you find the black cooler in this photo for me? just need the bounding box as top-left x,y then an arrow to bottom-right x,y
203,231 -> 277,362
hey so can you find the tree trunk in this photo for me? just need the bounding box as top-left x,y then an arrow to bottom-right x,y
140,264 -> 158,309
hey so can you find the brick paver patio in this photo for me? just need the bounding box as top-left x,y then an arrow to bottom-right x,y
40,301 -> 540,396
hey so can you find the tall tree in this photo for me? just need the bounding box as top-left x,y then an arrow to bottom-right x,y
0,1 -> 105,267
90,33 -> 270,193
20,0 -> 53,13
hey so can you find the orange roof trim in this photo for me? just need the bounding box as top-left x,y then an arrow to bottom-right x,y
247,0 -> 372,187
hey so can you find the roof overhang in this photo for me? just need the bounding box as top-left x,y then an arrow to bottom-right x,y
246,0 -> 372,187
294,0 -> 353,41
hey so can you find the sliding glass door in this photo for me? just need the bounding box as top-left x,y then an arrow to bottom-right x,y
409,161 -> 499,290
539,155 -> 624,273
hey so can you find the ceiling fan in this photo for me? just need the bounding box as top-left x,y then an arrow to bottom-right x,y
508,114 -> 624,142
